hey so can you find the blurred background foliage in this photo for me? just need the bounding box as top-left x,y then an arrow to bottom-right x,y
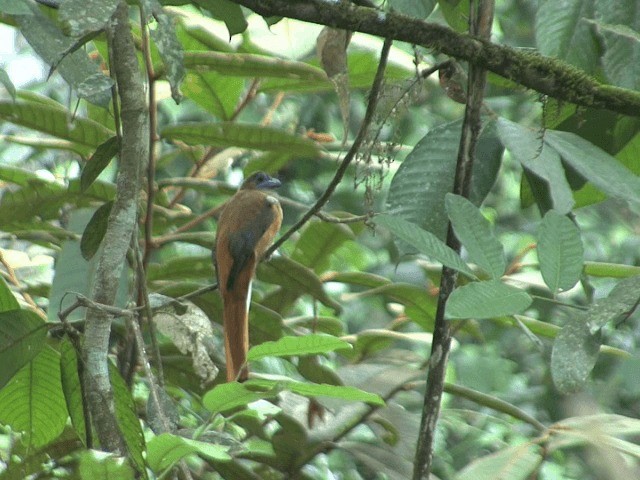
0,0 -> 640,479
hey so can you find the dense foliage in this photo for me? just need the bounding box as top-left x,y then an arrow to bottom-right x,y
1,0 -> 640,479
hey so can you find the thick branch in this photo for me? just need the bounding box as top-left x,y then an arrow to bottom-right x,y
233,0 -> 640,117
82,1 -> 148,453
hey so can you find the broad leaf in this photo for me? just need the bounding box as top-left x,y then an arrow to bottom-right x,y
203,382 -> 278,413
497,117 -> 574,213
551,313 -> 600,393
147,433 -> 231,472
247,334 -> 352,361
59,0 -> 118,37
161,122 -> 320,157
80,201 -> 113,260
110,364 -> 146,475
60,339 -> 87,446
457,444 -> 543,480
595,1 -> 640,90
291,221 -> 355,273
535,0 -> 599,73
537,210 -> 584,294
374,215 -> 476,279
446,280 -> 532,319
0,310 -> 47,389
81,136 -> 119,192
0,276 -> 19,312
248,378 -> 384,405
445,193 -> 506,278
0,346 -> 67,449
78,451 -> 135,479
545,130 -> 640,204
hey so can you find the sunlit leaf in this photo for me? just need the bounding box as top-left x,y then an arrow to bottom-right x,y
0,310 -> 47,389
247,334 -> 352,361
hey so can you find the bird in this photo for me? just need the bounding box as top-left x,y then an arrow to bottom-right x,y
215,171 -> 283,382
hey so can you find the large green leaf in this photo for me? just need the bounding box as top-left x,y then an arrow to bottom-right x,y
182,71 -> 244,120
161,122 -> 320,157
291,221 -> 355,273
248,378 -> 384,405
203,381 -> 279,413
374,215 -> 476,279
147,433 -> 231,473
537,210 -> 584,294
446,280 -> 532,319
59,0 -> 118,37
257,256 -> 341,312
594,1 -> 640,90
445,193 -> 506,278
0,346 -> 68,449
110,364 -> 146,475
59,339 -> 87,446
0,310 -> 47,389
247,334 -> 352,361
551,313 -> 600,393
194,0 -> 248,36
457,444 -> 543,480
15,6 -> 113,106
535,0 -> 599,73
184,51 -> 326,80
386,118 -> 502,242
0,276 -> 19,312
497,117 -> 574,213
81,136 -> 119,192
545,130 -> 640,204
0,100 -> 113,149
78,451 -> 135,480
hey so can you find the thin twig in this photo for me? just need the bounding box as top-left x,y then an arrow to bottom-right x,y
413,1 -> 495,478
265,37 -> 394,258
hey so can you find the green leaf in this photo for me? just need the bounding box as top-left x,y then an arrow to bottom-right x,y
78,451 -> 135,480
386,118 -> 502,242
248,379 -> 384,405
0,276 -> 19,312
203,382 -> 278,413
59,0 -> 118,37
0,68 -> 16,100
0,0 -> 31,14
60,339 -> 87,445
147,433 -> 231,473
595,2 -> 640,90
535,0 -> 599,73
110,364 -> 146,475
80,201 -> 113,260
0,99 -> 113,149
81,136 -> 119,192
15,6 -> 113,106
457,444 -> 543,480
497,117 -> 574,213
183,71 -> 244,120
0,310 -> 47,389
194,0 -> 248,36
389,0 -> 436,18
437,0 -> 470,32
161,122 -> 320,157
146,0 -> 185,103
446,280 -> 532,319
184,51 -> 326,80
551,313 -> 600,393
545,130 -> 640,204
374,215 -> 477,279
583,261 -> 640,278
445,193 -> 506,278
537,210 -> 584,294
0,346 -> 68,449
247,334 -> 352,362
587,275 -> 640,331
257,256 -> 341,312
291,221 -> 355,273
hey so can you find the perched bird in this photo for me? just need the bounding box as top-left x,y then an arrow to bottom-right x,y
215,172 -> 283,381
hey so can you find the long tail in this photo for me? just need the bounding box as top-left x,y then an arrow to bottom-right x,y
223,266 -> 254,382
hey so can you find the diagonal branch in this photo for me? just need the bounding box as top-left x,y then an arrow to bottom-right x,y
232,0 -> 640,117
265,36 -> 393,257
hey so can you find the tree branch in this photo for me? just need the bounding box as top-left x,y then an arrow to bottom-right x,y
232,0 -> 640,117
413,1 -> 494,478
82,1 -> 148,454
